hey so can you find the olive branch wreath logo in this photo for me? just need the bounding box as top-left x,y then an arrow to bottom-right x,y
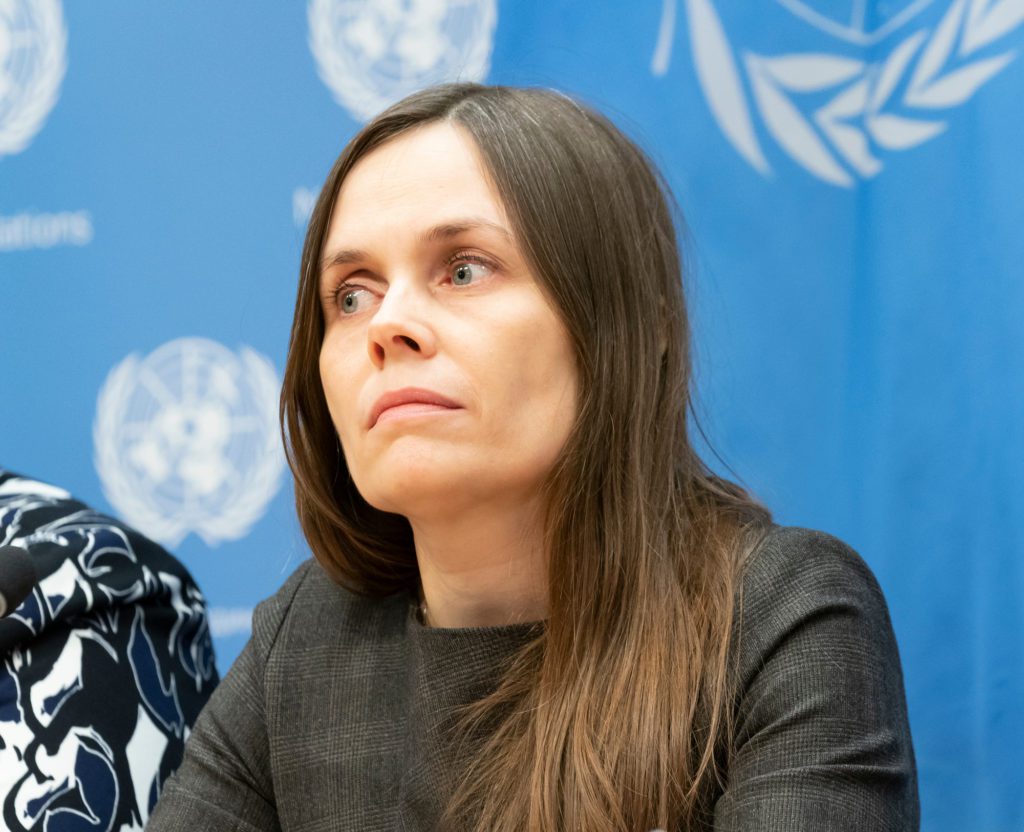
93,342 -> 285,548
0,0 -> 66,157
307,0 -> 497,123
653,0 -> 1024,186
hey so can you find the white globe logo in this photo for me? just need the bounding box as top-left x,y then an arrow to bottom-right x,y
653,0 -> 1023,186
94,338 -> 285,547
0,0 -> 66,158
308,0 -> 498,122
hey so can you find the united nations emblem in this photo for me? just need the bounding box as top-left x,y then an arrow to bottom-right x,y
308,0 -> 498,122
93,338 -> 285,547
0,0 -> 66,158
652,0 -> 1023,186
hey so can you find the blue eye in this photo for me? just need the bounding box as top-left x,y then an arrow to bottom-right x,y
450,258 -> 492,286
452,263 -> 475,285
338,286 -> 370,314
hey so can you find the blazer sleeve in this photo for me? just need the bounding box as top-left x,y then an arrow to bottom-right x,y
147,559 -> 315,832
712,527 -> 920,832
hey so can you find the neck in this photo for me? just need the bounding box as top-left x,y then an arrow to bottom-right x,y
409,500 -> 549,629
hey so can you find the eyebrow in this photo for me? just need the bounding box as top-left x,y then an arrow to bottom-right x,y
319,217 -> 512,273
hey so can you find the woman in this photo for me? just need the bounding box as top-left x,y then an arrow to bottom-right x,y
149,83 -> 918,831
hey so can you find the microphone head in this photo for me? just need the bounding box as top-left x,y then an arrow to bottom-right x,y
0,545 -> 38,618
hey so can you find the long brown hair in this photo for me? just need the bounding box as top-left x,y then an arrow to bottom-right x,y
281,83 -> 771,831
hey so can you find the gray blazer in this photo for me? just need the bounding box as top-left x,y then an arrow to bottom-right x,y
148,526 -> 919,830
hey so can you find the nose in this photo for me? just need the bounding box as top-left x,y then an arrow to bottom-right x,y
366,283 -> 437,368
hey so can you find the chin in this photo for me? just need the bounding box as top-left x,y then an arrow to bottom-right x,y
355,458 -> 471,516
359,481 -> 457,519
349,440 -> 541,517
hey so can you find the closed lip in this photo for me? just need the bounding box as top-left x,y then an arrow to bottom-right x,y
368,387 -> 463,428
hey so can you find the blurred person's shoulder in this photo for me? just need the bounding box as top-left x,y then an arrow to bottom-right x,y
0,466 -> 220,827
0,466 -> 214,654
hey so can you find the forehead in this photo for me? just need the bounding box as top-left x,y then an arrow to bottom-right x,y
327,122 -> 508,242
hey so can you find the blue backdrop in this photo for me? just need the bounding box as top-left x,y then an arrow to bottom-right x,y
2,1 -> 1021,828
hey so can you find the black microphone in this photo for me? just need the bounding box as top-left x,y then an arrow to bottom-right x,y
0,545 -> 38,618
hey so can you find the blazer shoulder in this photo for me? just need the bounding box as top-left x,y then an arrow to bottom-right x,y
740,524 -> 887,611
733,525 -> 898,671
253,558 -> 408,658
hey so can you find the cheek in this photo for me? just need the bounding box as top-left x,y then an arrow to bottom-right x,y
488,315 -> 578,455
319,336 -> 363,445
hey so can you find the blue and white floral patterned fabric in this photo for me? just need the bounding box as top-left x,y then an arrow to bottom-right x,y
0,469 -> 219,831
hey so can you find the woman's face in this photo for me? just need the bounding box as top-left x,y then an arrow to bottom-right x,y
318,122 -> 578,520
